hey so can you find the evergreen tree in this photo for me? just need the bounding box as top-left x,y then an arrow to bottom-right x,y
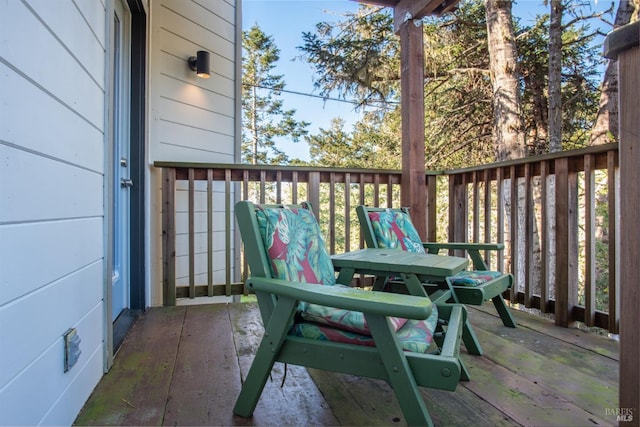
242,24 -> 309,165
299,1 -> 607,168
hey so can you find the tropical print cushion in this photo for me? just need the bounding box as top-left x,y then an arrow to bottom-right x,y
368,210 -> 425,254
255,203 -> 336,286
256,203 -> 437,353
291,304 -> 439,354
449,270 -> 503,287
301,289 -> 408,335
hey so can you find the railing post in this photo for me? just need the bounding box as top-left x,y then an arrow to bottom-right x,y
554,157 -> 578,327
426,174 -> 437,243
162,167 -> 176,306
449,173 -> 468,257
539,161 -> 550,313
308,171 -> 321,218
605,21 -> 639,422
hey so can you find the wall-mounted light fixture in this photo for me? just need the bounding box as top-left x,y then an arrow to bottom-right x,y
188,50 -> 210,78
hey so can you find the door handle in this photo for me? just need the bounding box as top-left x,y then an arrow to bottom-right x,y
120,178 -> 134,188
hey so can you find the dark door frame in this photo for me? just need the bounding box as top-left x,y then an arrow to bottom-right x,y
111,0 -> 146,356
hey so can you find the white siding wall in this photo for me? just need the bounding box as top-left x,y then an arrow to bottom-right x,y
0,1 -> 107,425
148,0 -> 239,306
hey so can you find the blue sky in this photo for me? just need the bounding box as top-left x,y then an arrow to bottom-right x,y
242,0 -> 616,161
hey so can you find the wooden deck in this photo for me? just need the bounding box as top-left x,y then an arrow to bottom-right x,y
74,302 -> 619,426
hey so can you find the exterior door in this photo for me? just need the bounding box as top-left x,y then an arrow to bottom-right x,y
112,0 -> 131,322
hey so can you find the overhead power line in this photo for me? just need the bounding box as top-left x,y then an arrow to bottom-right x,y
243,82 -> 399,107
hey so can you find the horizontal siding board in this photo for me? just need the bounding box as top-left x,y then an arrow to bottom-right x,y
40,340 -> 103,426
0,262 -> 102,386
154,142 -> 235,163
0,1 -> 104,129
0,218 -> 103,306
73,0 -> 107,47
0,303 -> 103,426
0,146 -> 103,223
0,64 -> 104,173
27,0 -> 106,81
165,0 -> 235,42
159,71 -> 235,115
159,2 -> 235,60
158,97 -> 234,137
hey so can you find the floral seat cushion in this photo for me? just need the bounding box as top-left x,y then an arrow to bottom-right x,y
255,203 -> 437,353
367,209 -> 503,287
256,203 -> 336,286
368,210 -> 426,254
448,270 -> 504,287
291,304 -> 439,354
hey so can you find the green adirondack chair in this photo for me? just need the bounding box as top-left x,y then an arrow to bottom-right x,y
356,205 -> 517,356
233,201 -> 469,427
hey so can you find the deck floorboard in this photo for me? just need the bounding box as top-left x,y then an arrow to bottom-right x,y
74,302 -> 618,426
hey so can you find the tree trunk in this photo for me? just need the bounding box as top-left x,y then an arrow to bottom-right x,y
589,0 -> 636,145
548,0 -> 563,153
524,74 -> 549,154
485,0 -> 524,161
485,0 -> 526,301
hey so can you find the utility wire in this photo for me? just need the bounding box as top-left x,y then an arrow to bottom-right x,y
243,82 -> 399,106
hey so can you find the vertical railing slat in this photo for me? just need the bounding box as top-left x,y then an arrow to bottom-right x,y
584,154 -> 596,326
207,169 -> 213,297
345,173 -> 351,252
329,172 -> 336,254
188,168 -> 195,299
155,146 -> 618,332
162,167 -> 176,306
554,158 -> 569,326
509,165 -> 518,302
426,175 -> 437,242
524,163 -> 533,308
472,171 -> 479,244
483,169 -> 492,268
497,167 -> 505,273
225,168 -> 232,296
540,161 -> 549,313
607,150 -> 618,333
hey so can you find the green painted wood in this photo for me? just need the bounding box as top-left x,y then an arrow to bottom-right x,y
367,313 -> 433,426
331,248 -> 469,279
246,276 -> 433,320
228,302 -> 340,426
355,205 -> 516,328
234,201 -> 468,424
233,296 -> 298,417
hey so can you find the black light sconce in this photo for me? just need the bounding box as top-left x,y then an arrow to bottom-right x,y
188,50 -> 210,78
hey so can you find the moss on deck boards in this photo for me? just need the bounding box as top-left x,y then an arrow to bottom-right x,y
74,302 -> 618,426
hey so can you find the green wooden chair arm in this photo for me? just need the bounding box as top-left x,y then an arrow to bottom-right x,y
423,242 -> 504,252
245,276 -> 433,320
423,242 -> 504,270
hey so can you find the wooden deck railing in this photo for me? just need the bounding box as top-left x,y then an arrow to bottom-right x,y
156,142 -> 619,333
443,143 -> 619,333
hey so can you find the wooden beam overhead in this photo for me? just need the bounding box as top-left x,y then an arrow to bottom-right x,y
356,0 -> 460,32
394,0 -> 459,32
